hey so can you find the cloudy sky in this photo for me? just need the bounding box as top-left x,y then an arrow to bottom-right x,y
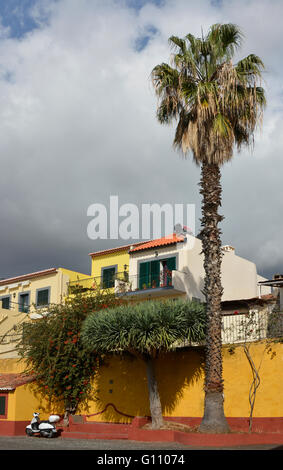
0,0 -> 282,280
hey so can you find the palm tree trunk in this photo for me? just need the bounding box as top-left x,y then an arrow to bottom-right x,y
198,161 -> 230,434
145,355 -> 164,429
63,402 -> 76,427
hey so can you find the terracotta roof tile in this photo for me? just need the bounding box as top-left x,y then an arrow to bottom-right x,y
129,233 -> 185,253
0,373 -> 35,391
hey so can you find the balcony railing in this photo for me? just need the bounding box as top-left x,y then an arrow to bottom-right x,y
68,273 -> 128,294
68,271 -> 176,296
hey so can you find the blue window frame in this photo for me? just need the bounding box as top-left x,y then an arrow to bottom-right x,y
0,296 -> 11,310
18,292 -> 30,313
101,265 -> 117,289
36,287 -> 50,307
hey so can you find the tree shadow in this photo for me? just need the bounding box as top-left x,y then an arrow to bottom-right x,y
26,381 -> 65,417
174,265 -> 205,301
85,348 -> 205,423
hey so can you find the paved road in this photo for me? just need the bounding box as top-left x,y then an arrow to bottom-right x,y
0,435 -> 281,451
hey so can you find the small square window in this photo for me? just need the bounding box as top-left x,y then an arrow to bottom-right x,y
36,288 -> 50,307
1,297 -> 10,310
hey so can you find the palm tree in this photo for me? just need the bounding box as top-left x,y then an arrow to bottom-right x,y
151,24 -> 266,433
81,298 -> 206,429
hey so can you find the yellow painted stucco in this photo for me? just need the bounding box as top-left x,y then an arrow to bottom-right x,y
91,251 -> 130,279
2,340 -> 281,425
0,268 -> 89,359
81,341 -> 283,420
0,358 -> 24,374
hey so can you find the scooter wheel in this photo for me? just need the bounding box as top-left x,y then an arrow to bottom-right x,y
25,428 -> 33,437
40,430 -> 53,438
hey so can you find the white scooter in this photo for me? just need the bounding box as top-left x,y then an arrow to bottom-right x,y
26,412 -> 60,438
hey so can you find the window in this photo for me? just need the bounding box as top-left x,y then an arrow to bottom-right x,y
139,256 -> 176,290
36,288 -> 50,307
0,394 -> 7,418
19,293 -> 30,313
1,296 -> 10,310
102,267 -> 116,289
139,260 -> 160,289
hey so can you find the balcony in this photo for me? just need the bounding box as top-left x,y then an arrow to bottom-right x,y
114,270 -> 186,298
68,270 -> 186,298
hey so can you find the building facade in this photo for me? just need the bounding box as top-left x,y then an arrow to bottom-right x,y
0,267 -> 89,359
73,232 -> 271,303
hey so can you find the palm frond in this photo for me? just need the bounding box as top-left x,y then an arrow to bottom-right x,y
236,54 -> 265,83
168,35 -> 187,54
208,23 -> 243,60
151,24 -> 266,165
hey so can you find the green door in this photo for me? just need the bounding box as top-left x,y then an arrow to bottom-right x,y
166,257 -> 176,271
150,260 -> 160,288
139,262 -> 150,289
139,260 -> 160,289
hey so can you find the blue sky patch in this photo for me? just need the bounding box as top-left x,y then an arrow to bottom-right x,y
0,0 -> 53,38
126,0 -> 164,11
135,24 -> 158,52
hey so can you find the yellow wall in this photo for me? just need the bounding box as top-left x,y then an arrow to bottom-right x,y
0,358 -> 24,374
62,341 -> 283,420
91,251 -> 130,279
80,341 -> 283,421
59,268 -> 90,283
2,340 -> 283,423
0,268 -> 89,359
0,268 -> 88,312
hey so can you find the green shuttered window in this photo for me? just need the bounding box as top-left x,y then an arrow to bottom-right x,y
102,267 -> 116,289
139,257 -> 176,289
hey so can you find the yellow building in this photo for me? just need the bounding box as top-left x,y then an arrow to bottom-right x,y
68,241 -> 145,295
0,267 -> 89,359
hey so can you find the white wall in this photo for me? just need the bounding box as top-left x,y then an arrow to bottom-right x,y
129,235 -> 269,302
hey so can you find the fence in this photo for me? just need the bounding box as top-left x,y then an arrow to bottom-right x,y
221,309 -> 283,345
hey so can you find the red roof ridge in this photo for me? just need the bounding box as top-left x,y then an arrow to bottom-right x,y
130,233 -> 185,253
89,234 -> 186,257
0,268 -> 58,286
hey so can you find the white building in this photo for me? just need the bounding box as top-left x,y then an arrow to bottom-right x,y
117,232 -> 272,302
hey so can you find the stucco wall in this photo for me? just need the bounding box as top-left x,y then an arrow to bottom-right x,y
128,235 -> 268,302
91,251 -> 130,279
1,340 -> 282,424
81,341 -> 283,421
0,268 -> 88,358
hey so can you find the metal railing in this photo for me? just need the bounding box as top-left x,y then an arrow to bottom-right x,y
67,274 -> 125,294
221,309 -> 283,345
68,271 -> 175,295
